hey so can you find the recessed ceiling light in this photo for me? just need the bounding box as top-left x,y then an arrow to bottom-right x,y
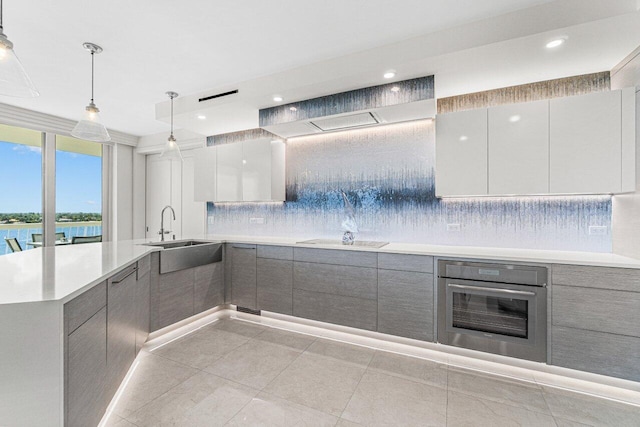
509,115 -> 521,122
273,96 -> 283,102
197,115 -> 206,120
459,135 -> 468,141
391,86 -> 400,92
546,38 -> 566,49
289,106 -> 297,112
383,70 -> 396,79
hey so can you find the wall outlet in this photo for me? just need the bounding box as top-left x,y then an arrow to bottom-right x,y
588,225 -> 607,235
446,223 -> 461,232
249,217 -> 265,224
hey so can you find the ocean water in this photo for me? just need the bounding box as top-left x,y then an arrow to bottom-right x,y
0,224 -> 102,255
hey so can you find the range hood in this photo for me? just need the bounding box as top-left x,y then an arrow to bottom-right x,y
259,76 -> 435,138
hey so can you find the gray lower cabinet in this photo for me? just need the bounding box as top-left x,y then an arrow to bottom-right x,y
230,244 -> 257,310
257,257 -> 293,314
135,256 -> 151,354
153,267 -> 194,331
550,264 -> 640,382
106,264 -> 138,396
292,252 -> 377,331
194,261 -> 225,313
64,284 -> 107,427
378,269 -> 434,341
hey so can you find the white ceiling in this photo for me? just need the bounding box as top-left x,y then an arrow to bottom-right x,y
2,0 -> 639,138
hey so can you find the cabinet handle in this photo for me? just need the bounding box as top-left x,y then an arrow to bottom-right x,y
447,283 -> 536,296
232,245 -> 256,250
111,267 -> 137,284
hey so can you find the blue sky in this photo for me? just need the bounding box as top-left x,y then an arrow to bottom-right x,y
0,141 -> 102,213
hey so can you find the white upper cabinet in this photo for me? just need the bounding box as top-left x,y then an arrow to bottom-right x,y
193,147 -> 217,202
436,88 -> 635,197
194,138 -> 286,203
216,142 -> 244,202
436,108 -> 488,197
488,100 -> 549,195
550,89 -> 631,194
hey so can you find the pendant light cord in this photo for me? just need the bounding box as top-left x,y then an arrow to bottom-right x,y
90,50 -> 95,104
1,0 -> 4,30
170,94 -> 174,137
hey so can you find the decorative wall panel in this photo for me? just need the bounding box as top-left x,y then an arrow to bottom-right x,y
437,72 -> 610,114
207,120 -> 611,252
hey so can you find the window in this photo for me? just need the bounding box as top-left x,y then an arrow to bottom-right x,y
0,124 -> 43,254
56,136 -> 102,244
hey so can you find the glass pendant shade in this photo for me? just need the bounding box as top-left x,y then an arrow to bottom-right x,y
0,32 -> 39,97
160,134 -> 183,161
71,103 -> 111,143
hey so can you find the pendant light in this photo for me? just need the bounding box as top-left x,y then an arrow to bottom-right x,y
0,0 -> 38,97
160,91 -> 183,161
71,42 -> 111,143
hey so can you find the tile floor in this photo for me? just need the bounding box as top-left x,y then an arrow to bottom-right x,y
104,317 -> 640,427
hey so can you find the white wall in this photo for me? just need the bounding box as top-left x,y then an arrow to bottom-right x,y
612,46 -> 640,257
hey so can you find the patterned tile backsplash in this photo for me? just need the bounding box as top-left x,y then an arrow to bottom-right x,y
207,119 -> 611,252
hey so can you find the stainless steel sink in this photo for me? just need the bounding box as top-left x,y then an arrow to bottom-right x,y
142,240 -> 223,274
297,239 -> 389,249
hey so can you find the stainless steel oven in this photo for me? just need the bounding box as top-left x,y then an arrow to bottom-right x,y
437,260 -> 547,362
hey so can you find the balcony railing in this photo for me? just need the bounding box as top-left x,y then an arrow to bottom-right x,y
0,221 -> 102,255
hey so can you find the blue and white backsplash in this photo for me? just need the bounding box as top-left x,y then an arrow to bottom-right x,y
207,120 -> 611,252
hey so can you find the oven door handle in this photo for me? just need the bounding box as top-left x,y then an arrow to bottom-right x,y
447,283 -> 536,296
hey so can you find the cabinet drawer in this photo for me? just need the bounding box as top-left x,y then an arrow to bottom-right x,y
378,270 -> 434,342
552,264 -> 640,292
293,289 -> 377,331
257,258 -> 293,315
551,326 -> 640,382
257,245 -> 293,260
153,269 -> 194,331
294,262 -> 377,300
553,285 -> 640,337
231,244 -> 257,309
64,281 -> 106,335
137,255 -> 151,279
294,247 -> 377,268
378,253 -> 433,273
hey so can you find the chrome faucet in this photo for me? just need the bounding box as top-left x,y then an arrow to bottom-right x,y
159,205 -> 176,241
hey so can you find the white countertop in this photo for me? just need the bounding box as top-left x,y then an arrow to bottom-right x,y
3,235 -> 640,306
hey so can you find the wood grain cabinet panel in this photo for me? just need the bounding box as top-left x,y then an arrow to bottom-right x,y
377,253 -> 433,273
230,244 -> 257,309
378,270 -> 434,342
294,262 -> 377,300
64,281 -> 106,334
293,289 -> 377,331
552,264 -> 640,292
153,268 -> 194,331
257,245 -> 294,260
65,307 -> 107,427
194,262 -> 224,313
135,265 -> 150,354
257,258 -> 293,314
552,285 -> 640,337
294,247 -> 377,268
551,326 -> 640,382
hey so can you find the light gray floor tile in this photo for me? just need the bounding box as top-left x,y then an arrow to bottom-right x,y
127,370 -> 258,426
336,419 -> 365,427
554,417 -> 593,427
447,390 -> 557,427
252,327 -> 316,351
542,386 -> 640,427
227,392 -> 338,426
204,339 -> 301,389
304,338 -> 375,367
264,352 -> 366,416
102,414 -> 137,427
447,367 -> 550,414
112,352 -> 199,418
342,370 -> 447,426
211,318 -> 266,338
153,326 -> 249,369
368,350 -> 448,388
